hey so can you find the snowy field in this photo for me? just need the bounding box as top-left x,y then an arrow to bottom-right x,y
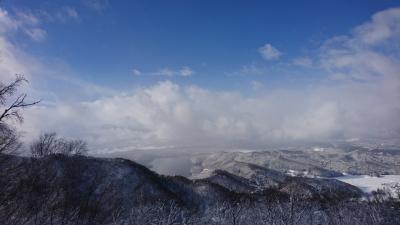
335,175 -> 400,194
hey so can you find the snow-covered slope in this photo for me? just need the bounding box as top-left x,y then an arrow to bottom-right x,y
335,175 -> 400,195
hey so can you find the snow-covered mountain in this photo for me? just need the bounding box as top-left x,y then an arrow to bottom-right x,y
0,153 -> 398,225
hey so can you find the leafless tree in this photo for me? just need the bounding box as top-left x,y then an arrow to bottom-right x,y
60,139 -> 88,156
31,132 -> 61,157
0,75 -> 39,155
0,123 -> 21,154
0,75 -> 39,123
31,132 -> 88,157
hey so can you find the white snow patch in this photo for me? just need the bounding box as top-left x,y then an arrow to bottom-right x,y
231,149 -> 258,153
313,147 -> 325,152
192,168 -> 212,179
335,175 -> 400,194
286,169 -> 314,177
286,169 -> 297,176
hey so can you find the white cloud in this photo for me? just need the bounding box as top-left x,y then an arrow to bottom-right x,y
251,80 -> 263,90
258,43 -> 282,60
0,6 -> 115,121
0,36 -> 32,82
320,7 -> 400,84
0,9 -> 18,32
20,75 -> 400,153
241,64 -> 263,75
0,8 -> 42,82
37,6 -> 80,23
353,7 -> 400,45
150,67 -> 194,77
154,68 -> 175,76
51,7 -> 80,23
83,0 -> 109,11
293,57 -> 313,67
225,63 -> 269,77
64,7 -> 79,20
0,8 -> 46,42
15,10 -> 40,26
23,27 -> 46,42
132,69 -> 141,76
179,66 -> 194,77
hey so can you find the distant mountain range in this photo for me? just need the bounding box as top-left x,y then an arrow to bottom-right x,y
98,144 -> 400,178
190,147 -> 400,178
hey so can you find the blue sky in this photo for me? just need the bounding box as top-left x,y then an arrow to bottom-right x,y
3,0 -> 400,91
1,1 -> 400,152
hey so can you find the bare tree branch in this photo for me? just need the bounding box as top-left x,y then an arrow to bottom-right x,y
0,75 -> 40,123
